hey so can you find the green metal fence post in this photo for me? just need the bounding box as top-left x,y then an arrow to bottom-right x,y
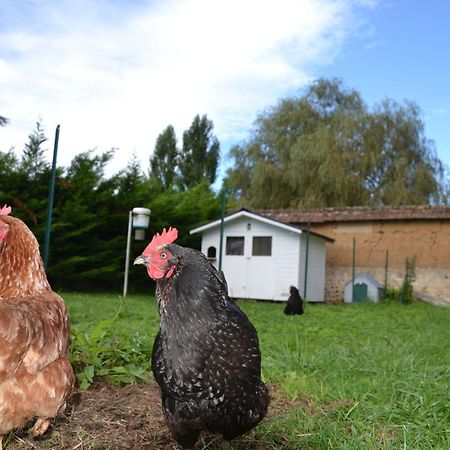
218,191 -> 225,271
401,257 -> 408,303
303,221 -> 310,299
384,250 -> 389,297
43,124 -> 60,272
352,238 -> 356,302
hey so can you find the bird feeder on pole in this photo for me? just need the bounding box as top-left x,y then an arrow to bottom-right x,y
131,207 -> 151,240
123,207 -> 151,297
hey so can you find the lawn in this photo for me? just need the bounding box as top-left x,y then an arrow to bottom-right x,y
64,292 -> 450,449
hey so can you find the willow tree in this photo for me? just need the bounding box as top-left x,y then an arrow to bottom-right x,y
362,99 -> 445,205
224,78 -> 447,208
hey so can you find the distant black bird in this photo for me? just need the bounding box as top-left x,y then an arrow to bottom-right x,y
284,285 -> 304,315
134,228 -> 269,448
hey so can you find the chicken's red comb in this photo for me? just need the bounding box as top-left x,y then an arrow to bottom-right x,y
0,205 -> 11,215
143,227 -> 178,255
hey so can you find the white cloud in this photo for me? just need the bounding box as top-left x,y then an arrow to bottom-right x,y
431,108 -> 448,117
0,0 -> 375,176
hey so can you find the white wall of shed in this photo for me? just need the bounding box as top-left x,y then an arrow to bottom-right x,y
298,234 -> 326,302
200,230 -> 220,269
199,217 -> 301,301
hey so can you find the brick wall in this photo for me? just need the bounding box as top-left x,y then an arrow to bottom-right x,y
308,220 -> 450,305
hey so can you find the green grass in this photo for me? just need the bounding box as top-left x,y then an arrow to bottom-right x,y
64,292 -> 450,449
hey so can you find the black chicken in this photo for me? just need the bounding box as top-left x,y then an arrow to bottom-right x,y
134,227 -> 269,448
284,285 -> 304,315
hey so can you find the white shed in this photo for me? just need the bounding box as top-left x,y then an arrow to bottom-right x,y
344,272 -> 383,303
190,209 -> 332,302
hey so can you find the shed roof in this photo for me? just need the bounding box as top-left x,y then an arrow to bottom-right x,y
190,209 -> 334,241
259,205 -> 450,224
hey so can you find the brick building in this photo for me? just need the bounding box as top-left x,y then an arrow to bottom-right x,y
260,205 -> 450,306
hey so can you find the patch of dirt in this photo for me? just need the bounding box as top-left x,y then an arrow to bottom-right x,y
5,383 -> 305,450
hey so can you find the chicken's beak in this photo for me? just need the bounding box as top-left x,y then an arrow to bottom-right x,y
134,255 -> 150,265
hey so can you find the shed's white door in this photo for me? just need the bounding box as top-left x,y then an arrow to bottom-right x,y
223,256 -> 248,298
224,255 -> 274,300
222,234 -> 275,300
247,235 -> 274,299
247,255 -> 274,299
222,235 -> 249,299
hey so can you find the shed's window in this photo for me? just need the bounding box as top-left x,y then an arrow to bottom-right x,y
226,236 -> 244,255
207,246 -> 217,259
252,236 -> 272,256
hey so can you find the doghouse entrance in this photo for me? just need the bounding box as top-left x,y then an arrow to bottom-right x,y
353,283 -> 368,302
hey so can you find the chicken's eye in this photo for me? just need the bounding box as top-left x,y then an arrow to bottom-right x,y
160,252 -> 167,259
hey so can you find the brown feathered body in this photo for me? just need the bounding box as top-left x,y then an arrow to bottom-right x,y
0,213 -> 74,445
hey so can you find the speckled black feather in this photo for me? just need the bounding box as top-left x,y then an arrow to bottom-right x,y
152,244 -> 269,448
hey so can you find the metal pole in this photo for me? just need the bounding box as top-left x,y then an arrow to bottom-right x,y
352,238 -> 356,302
401,257 -> 408,303
303,221 -> 310,299
43,124 -> 60,272
218,191 -> 225,271
123,210 -> 133,298
384,250 -> 389,296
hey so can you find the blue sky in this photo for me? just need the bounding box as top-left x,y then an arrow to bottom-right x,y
0,0 -> 449,182
320,1 -> 450,169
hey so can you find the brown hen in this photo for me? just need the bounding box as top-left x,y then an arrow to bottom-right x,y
0,206 -> 74,449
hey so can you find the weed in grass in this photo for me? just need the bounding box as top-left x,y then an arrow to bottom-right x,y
68,294 -> 153,388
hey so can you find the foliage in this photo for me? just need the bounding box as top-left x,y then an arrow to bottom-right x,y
70,303 -> 151,389
126,181 -> 222,292
148,180 -> 221,248
0,117 -> 222,291
148,114 -> 221,191
365,100 -> 445,205
401,256 -> 416,304
0,121 -> 52,240
2,83 -> 448,292
383,287 -> 402,302
224,78 -> 448,208
66,292 -> 450,448
47,149 -> 122,290
178,114 -> 220,189
150,125 -> 178,189
20,120 -> 49,180
0,149 -> 19,199
71,321 -> 151,389
384,257 -> 417,304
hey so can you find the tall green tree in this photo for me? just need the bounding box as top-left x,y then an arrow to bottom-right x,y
150,125 -> 178,189
224,78 -> 447,208
148,180 -> 222,248
362,99 -> 445,205
178,114 -> 220,189
0,149 -> 19,204
48,149 -> 119,289
0,116 -> 226,292
117,154 -> 145,197
8,121 -> 52,231
20,120 -> 49,181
